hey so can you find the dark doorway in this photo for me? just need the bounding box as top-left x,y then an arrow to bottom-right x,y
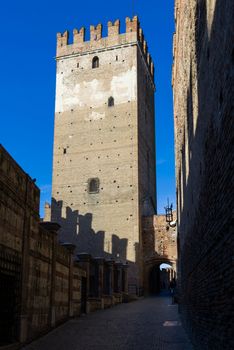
149,263 -> 174,295
122,269 -> 125,293
81,277 -> 87,314
149,265 -> 160,294
0,273 -> 18,345
114,267 -> 119,293
103,265 -> 110,295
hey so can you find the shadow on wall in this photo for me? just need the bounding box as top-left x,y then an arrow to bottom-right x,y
177,0 -> 234,348
51,198 -> 128,260
180,1 -> 234,244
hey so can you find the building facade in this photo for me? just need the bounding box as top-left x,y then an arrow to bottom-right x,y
172,0 -> 234,349
51,16 -> 156,288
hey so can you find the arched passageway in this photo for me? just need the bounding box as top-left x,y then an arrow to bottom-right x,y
149,263 -> 176,295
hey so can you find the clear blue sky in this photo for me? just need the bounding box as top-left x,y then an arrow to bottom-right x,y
0,0 -> 175,215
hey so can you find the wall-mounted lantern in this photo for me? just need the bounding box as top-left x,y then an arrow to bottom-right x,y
165,199 -> 173,223
165,199 -> 177,227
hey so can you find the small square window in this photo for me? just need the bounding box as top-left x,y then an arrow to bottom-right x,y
108,96 -> 114,107
88,178 -> 100,194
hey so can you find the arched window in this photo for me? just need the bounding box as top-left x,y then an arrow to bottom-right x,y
92,56 -> 99,69
88,178 -> 100,193
108,96 -> 114,107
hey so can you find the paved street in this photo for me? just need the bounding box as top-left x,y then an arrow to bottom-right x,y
23,294 -> 193,350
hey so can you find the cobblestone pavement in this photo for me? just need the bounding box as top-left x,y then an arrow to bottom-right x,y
23,294 -> 193,350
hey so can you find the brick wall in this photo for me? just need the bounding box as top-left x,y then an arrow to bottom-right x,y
0,145 -> 129,346
142,213 -> 177,294
0,145 -> 86,345
173,1 -> 234,349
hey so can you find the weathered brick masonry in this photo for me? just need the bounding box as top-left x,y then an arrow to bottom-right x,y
172,0 -> 234,349
142,213 -> 177,294
50,16 -> 156,290
0,145 -> 86,345
0,145 -> 128,347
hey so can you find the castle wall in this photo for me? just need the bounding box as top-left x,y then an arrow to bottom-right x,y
142,213 -> 177,294
173,1 -> 234,348
0,145 -> 129,346
0,145 -> 86,344
137,48 -> 156,214
153,214 -> 177,262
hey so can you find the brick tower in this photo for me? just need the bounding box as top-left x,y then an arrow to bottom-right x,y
51,16 -> 156,287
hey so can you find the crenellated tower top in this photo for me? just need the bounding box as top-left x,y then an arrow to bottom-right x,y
56,16 -> 154,79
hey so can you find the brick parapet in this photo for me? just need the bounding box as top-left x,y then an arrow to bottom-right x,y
0,144 -> 40,215
56,16 -> 154,80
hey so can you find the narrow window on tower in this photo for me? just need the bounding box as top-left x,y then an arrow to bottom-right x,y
108,96 -> 114,107
88,178 -> 100,194
92,56 -> 99,69
63,148 -> 67,154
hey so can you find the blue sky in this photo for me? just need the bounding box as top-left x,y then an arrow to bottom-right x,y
0,0 -> 175,215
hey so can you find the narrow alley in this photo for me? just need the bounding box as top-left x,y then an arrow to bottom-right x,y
23,294 -> 192,350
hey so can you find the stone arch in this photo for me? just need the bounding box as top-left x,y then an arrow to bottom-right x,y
144,257 -> 176,295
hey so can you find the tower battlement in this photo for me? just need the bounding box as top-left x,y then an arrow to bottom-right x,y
56,16 -> 154,78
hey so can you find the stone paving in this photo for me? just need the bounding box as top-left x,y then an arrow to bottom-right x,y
23,294 -> 193,350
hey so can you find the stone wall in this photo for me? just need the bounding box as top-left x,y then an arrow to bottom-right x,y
172,1 -> 234,349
